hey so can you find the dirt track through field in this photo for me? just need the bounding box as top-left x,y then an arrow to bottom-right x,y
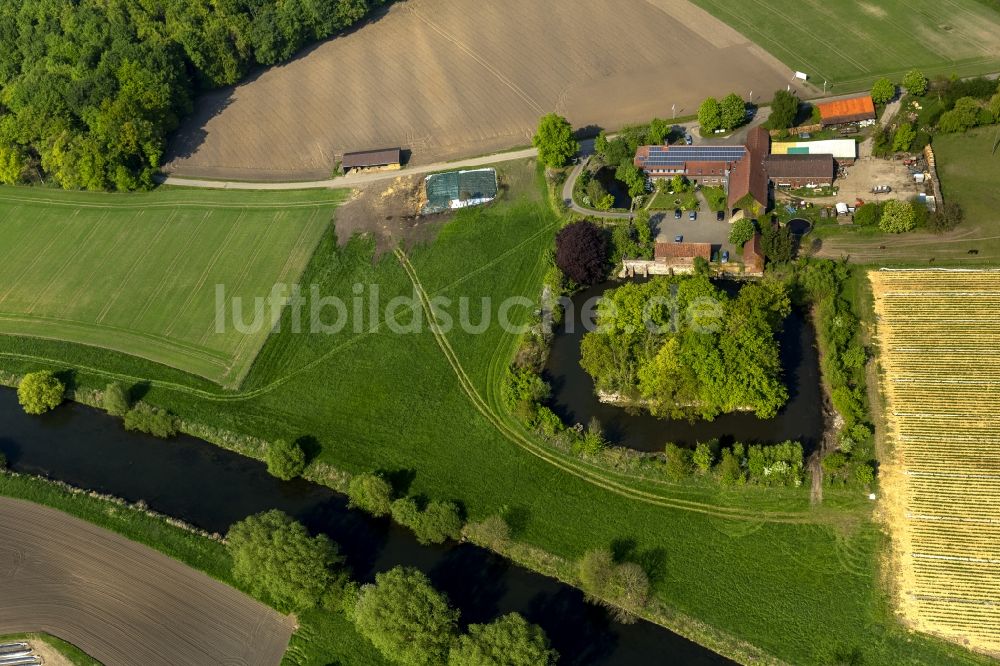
164,0 -> 799,180
0,498 -> 294,666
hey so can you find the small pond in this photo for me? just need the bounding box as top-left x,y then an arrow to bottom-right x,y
544,280 -> 825,453
593,167 -> 632,209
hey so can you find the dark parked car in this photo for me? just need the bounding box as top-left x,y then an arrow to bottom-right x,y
716,210 -> 725,222
674,208 -> 682,220
688,210 -> 697,221
674,235 -> 683,243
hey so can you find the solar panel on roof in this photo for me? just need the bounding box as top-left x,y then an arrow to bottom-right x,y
638,144 -> 746,167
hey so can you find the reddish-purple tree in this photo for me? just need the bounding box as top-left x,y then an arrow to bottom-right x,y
555,220 -> 607,286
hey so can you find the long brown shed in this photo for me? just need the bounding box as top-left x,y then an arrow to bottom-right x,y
342,148 -> 402,172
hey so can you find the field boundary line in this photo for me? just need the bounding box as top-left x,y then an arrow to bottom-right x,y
0,192 -> 346,211
0,313 -> 228,366
224,208 -> 326,386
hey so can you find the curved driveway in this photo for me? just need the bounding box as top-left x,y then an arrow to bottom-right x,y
0,498 -> 294,666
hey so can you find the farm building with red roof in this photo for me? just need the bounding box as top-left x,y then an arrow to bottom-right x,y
816,95 -> 876,127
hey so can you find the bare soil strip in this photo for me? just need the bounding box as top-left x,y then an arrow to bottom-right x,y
164,0 -> 797,180
870,269 -> 1000,658
0,498 -> 294,666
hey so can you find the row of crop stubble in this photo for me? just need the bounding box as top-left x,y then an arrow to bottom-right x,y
871,269 -> 1000,655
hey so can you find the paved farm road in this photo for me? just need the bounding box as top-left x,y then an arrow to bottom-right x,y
0,498 -> 294,666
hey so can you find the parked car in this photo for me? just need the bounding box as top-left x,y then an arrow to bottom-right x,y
722,250 -> 730,264
716,210 -> 725,222
674,208 -> 682,219
688,210 -> 697,221
674,235 -> 683,243
684,134 -> 693,145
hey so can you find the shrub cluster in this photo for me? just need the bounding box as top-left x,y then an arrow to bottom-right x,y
666,440 -> 804,487
793,259 -> 876,487
347,472 -> 465,546
227,511 -> 558,666
123,401 -> 178,439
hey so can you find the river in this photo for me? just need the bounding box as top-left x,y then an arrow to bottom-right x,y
0,387 -> 732,665
544,280 -> 825,453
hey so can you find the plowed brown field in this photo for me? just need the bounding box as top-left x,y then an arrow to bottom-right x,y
164,0 -> 798,180
0,498 -> 295,666
871,269 -> 1000,658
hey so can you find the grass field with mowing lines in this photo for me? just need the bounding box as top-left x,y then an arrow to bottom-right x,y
690,0 -> 1000,91
0,187 -> 344,387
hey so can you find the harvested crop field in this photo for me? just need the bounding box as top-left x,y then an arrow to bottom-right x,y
164,0 -> 798,180
871,269 -> 1000,657
0,187 -> 344,386
0,497 -> 294,666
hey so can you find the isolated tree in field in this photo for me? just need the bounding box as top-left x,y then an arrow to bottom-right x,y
227,510 -> 345,611
720,92 -> 746,130
17,371 -> 64,415
903,69 -> 928,96
449,613 -> 557,666
101,382 -> 130,417
266,438 -> 307,480
555,220 -> 608,286
892,123 -> 917,152
698,97 -> 722,133
351,567 -> 458,666
123,402 -> 178,438
728,218 -> 757,247
532,113 -> 578,168
878,200 -> 916,233
871,77 -> 896,105
347,472 -> 394,516
767,90 -> 800,130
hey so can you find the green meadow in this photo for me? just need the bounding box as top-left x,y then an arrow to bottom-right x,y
691,0 -> 1000,90
0,162 -> 992,664
0,187 -> 343,387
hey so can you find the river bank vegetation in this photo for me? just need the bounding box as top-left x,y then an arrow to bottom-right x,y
0,160 -> 990,665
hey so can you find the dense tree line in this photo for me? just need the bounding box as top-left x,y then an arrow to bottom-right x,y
0,0 -> 385,190
580,275 -> 791,420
